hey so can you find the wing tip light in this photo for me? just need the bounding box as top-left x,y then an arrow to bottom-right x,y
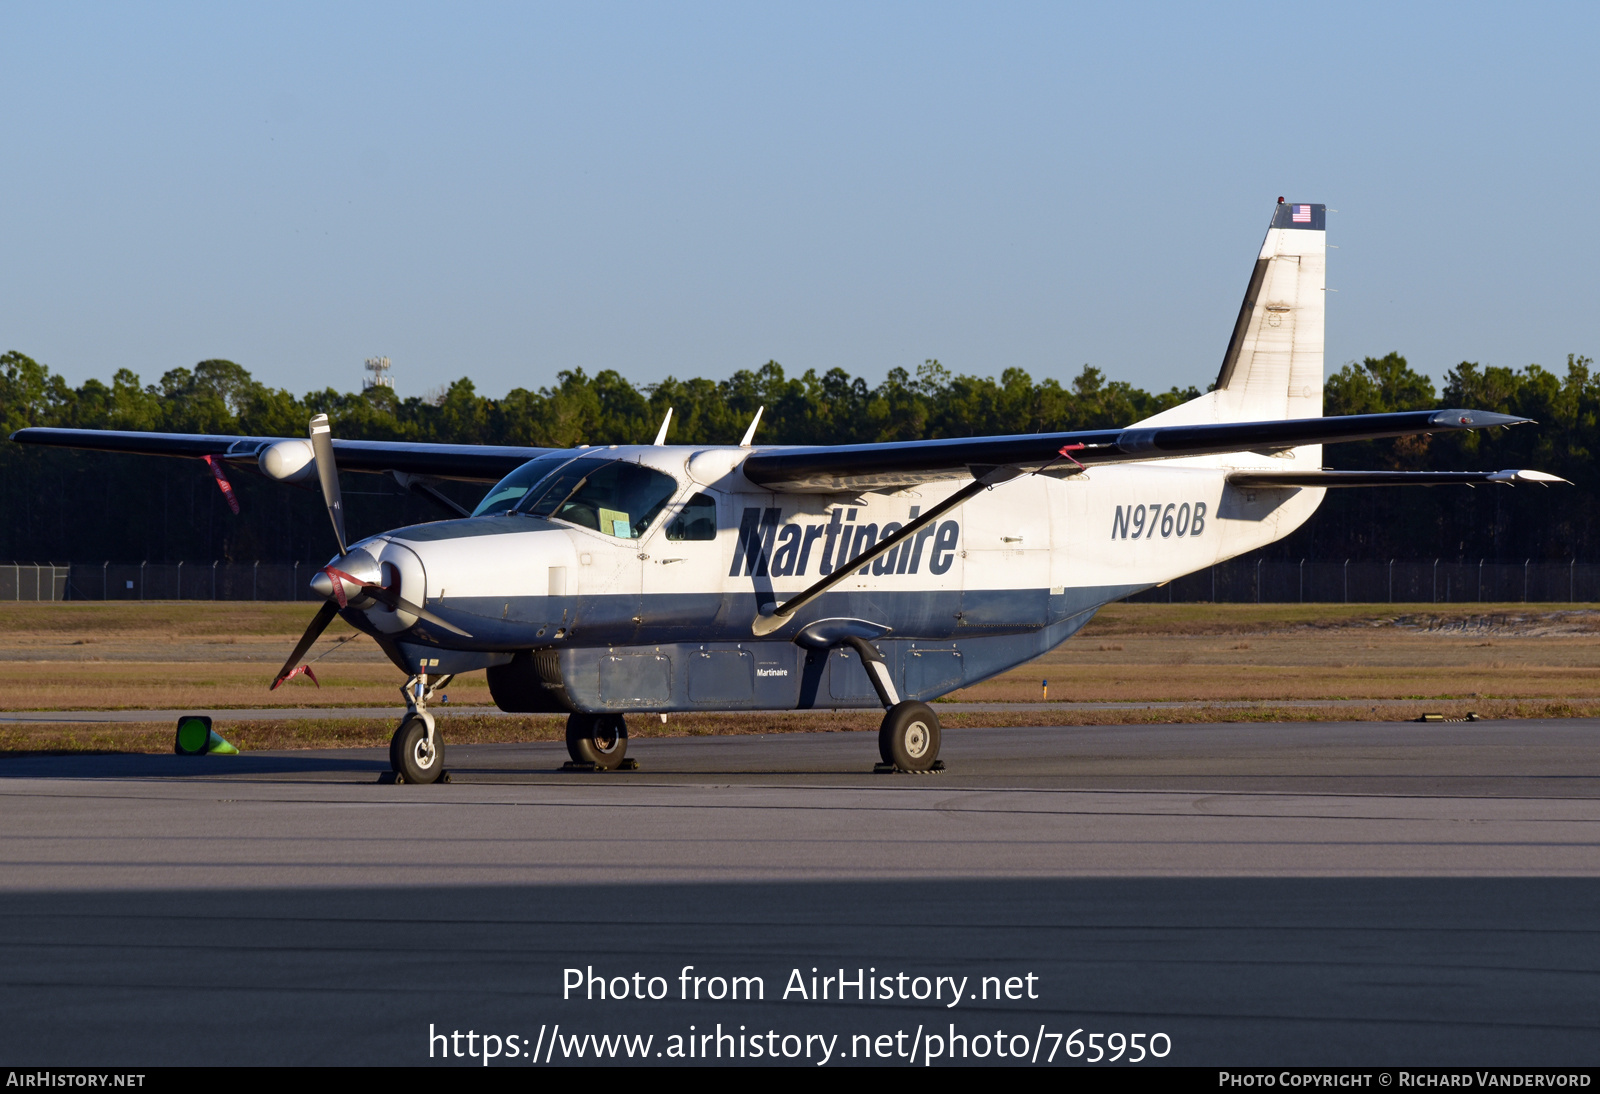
1432,409 -> 1534,429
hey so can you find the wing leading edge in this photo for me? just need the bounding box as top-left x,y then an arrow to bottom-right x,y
8,427 -> 551,483
740,408 -> 1532,492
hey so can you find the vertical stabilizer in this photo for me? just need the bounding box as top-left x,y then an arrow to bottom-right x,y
1134,200 -> 1325,429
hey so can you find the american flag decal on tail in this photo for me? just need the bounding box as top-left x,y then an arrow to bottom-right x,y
1292,204 -> 1312,223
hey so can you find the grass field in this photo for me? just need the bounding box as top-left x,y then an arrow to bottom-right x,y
2,601 -> 1596,752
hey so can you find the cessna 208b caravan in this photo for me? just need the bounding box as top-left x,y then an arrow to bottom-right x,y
14,199 -> 1565,781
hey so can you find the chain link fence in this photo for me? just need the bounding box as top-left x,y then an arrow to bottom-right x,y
0,564 -> 70,601
1,558 -> 1596,604
0,562 -> 323,602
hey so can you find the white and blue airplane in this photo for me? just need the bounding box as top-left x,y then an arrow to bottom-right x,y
14,200 -> 1564,781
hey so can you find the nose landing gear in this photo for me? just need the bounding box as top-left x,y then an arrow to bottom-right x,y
388,672 -> 454,784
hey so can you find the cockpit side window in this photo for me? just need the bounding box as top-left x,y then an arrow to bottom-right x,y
471,454 -> 580,517
666,492 -> 717,541
521,458 -> 681,540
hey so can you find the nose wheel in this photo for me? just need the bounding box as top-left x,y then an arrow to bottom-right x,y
387,672 -> 453,784
391,712 -> 445,783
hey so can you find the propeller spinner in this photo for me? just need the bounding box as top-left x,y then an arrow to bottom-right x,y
271,415 -> 470,690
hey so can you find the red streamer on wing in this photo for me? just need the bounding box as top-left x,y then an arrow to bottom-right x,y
203,454 -> 240,514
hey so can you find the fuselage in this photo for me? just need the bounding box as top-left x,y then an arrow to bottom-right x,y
335,443 -> 1324,713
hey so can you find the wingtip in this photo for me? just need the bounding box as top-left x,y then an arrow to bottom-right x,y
1489,469 -> 1571,486
1432,409 -> 1534,429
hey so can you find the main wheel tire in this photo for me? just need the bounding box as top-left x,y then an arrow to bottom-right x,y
566,712 -> 628,770
879,701 -> 941,771
391,713 -> 444,785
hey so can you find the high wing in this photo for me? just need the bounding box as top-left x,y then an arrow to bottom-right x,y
12,408 -> 1536,492
740,408 -> 1533,492
12,407 -> 1543,490
9,426 -> 551,483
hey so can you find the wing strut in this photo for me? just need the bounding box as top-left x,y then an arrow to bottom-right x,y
750,466 -> 1020,636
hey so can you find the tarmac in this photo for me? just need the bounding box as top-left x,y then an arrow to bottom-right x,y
1,720 -> 1598,1066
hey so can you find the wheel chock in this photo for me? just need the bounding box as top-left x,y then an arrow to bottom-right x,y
560,759 -> 640,773
378,770 -> 449,784
174,716 -> 239,756
873,760 -> 946,775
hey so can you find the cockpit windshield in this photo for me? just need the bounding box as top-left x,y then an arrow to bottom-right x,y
470,454 -> 581,517
512,457 -> 680,540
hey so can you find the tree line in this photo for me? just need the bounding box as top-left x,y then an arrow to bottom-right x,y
0,349 -> 1593,566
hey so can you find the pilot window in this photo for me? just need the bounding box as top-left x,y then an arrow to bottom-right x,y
666,493 -> 717,541
518,457 -> 608,519
472,454 -> 580,517
520,459 -> 680,540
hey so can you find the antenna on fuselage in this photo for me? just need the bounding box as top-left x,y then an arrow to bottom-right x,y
739,406 -> 764,447
652,407 -> 673,446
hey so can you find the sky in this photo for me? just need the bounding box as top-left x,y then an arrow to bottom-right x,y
2,1 -> 1596,402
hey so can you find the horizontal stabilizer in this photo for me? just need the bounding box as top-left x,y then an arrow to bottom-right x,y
1228,468 -> 1570,488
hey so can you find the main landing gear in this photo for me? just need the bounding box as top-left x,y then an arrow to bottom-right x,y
843,636 -> 945,773
389,672 -> 454,784
878,701 -> 942,773
565,712 -> 635,771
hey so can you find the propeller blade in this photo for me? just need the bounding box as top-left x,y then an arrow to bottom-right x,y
376,588 -> 473,639
308,414 -> 347,555
392,594 -> 473,637
357,582 -> 472,637
271,600 -> 340,690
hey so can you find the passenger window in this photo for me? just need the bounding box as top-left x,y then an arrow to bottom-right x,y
667,493 -> 717,541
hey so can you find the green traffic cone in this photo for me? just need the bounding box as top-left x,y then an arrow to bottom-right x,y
175,716 -> 210,755
174,716 -> 240,755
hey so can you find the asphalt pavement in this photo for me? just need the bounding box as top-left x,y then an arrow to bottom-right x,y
1,721 -> 1597,1066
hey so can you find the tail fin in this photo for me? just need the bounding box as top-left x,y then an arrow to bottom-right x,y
1135,199 -> 1325,427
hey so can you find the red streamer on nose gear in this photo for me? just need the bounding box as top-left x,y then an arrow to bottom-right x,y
272,664 -> 320,689
1057,443 -> 1086,470
203,454 -> 240,514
